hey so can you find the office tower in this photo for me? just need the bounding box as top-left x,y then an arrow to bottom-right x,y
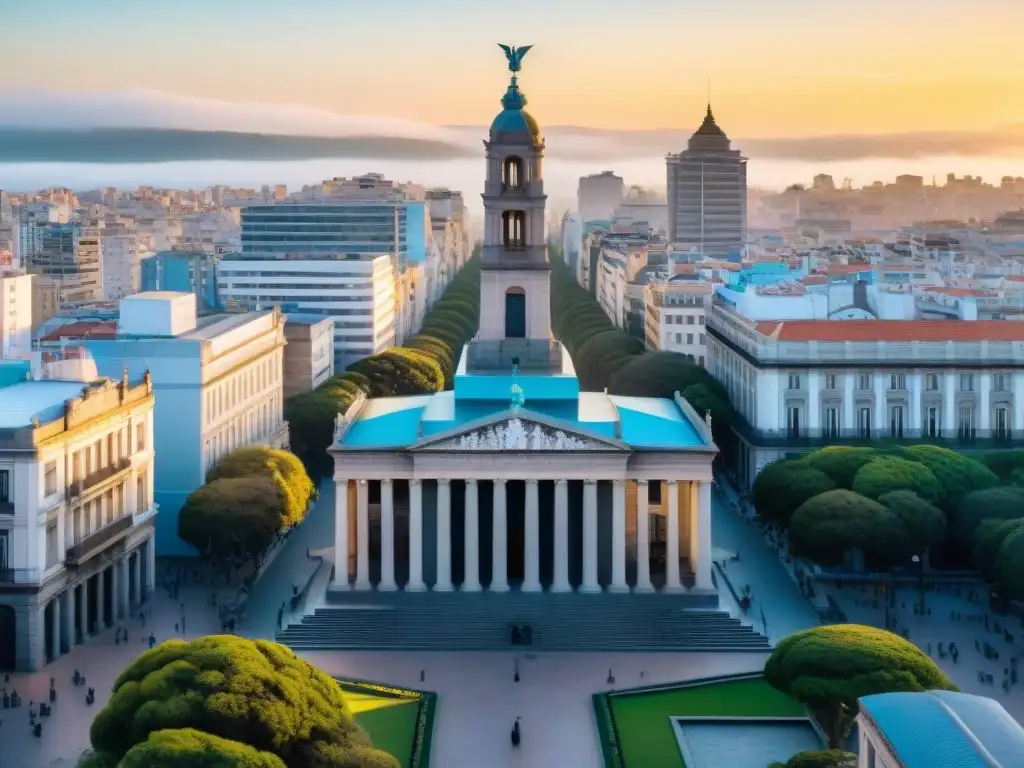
578,171 -> 624,224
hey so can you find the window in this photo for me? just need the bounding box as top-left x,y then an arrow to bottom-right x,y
958,404 -> 975,440
45,520 -> 58,569
94,439 -> 103,468
925,373 -> 939,391
44,462 -> 57,496
136,422 -> 146,451
699,333 -> 706,345
890,373 -> 906,390
107,433 -> 115,465
686,315 -> 695,325
824,407 -> 840,439
925,406 -> 940,438
137,473 -> 148,514
73,507 -> 82,543
501,156 -> 523,190
72,452 -> 81,483
995,407 -> 1011,440
858,407 -> 872,439
699,316 -> 705,326
104,489 -> 114,525
85,446 -> 93,476
699,355 -> 705,366
960,374 -> 974,392
787,406 -> 801,438
0,530 -> 9,572
994,373 -> 1009,392
648,482 -> 662,505
890,405 -> 905,438
686,333 -> 694,345
0,469 -> 9,505
501,210 -> 526,250
788,374 -> 801,391
825,374 -> 837,390
675,333 -> 682,344
857,373 -> 872,390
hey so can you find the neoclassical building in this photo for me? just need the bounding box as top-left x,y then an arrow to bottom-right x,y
328,48 -> 717,598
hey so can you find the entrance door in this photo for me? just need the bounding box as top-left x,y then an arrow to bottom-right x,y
505,290 -> 526,339
0,605 -> 15,670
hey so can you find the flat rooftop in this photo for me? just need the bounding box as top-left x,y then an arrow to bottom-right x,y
0,380 -> 90,429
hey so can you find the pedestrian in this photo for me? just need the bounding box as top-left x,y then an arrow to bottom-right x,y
148,633 -> 156,649
181,616 -> 186,634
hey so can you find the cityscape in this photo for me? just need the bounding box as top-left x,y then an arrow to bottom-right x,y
2,3 -> 1024,767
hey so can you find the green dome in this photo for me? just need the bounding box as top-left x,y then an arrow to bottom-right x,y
490,76 -> 541,142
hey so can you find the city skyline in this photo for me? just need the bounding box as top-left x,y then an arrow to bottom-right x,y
2,0 -> 1024,139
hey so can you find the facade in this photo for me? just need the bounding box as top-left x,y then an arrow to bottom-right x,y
578,171 -> 625,224
282,313 -> 335,398
0,269 -> 33,359
100,221 -> 142,300
326,52 -> 717,601
707,302 -> 1024,487
216,253 -> 396,371
0,362 -> 156,672
857,690 -> 1024,768
667,106 -> 747,258
83,292 -> 288,555
28,223 -> 104,303
140,250 -> 219,310
644,278 -> 712,364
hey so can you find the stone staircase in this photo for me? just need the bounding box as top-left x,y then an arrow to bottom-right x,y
276,591 -> 771,652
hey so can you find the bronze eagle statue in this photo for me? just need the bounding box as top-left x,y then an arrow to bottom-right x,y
498,44 -> 533,73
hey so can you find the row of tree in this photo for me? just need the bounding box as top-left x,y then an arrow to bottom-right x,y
548,255 -> 734,445
177,445 -> 317,563
286,258 -> 482,481
751,444 -> 1024,598
78,635 -> 399,767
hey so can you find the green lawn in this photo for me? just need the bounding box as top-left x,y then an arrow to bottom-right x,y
345,686 -> 423,768
609,677 -> 806,768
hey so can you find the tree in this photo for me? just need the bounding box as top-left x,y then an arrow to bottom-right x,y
894,445 -> 999,508
118,728 -> 287,768
764,624 -> 957,748
83,636 -> 399,768
995,526 -> 1024,600
789,490 -> 911,567
973,518 -> 1024,582
751,460 -> 836,528
768,750 -> 856,768
178,478 -> 285,561
572,330 -> 644,390
951,486 -> 1024,543
802,447 -> 876,489
208,446 -> 315,528
877,491 -> 945,556
285,391 -> 354,483
982,450 -> 1024,483
851,456 -> 942,504
606,352 -> 715,399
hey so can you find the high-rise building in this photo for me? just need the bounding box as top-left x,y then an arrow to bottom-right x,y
28,223 -> 104,303
101,221 -> 142,300
577,171 -> 624,224
0,269 -> 33,358
666,106 -> 747,258
140,251 -> 219,310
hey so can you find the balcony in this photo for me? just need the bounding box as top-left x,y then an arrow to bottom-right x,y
0,567 -> 40,586
67,456 -> 132,500
65,514 -> 134,566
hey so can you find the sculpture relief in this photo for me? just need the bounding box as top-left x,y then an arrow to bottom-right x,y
450,418 -> 591,451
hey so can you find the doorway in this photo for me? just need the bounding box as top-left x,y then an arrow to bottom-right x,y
505,289 -> 526,339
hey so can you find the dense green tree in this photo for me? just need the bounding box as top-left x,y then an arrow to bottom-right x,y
82,636 -> 398,768
877,490 -> 945,556
851,456 -> 942,504
764,624 -> 957,748
572,330 -> 644,390
605,352 -> 713,399
207,446 -> 315,528
973,518 -> 1024,581
951,486 -> 1024,542
982,450 -> 1024,483
995,526 -> 1024,600
178,478 -> 285,560
118,728 -> 287,768
789,490 -> 911,567
802,447 -> 877,489
751,459 -> 836,528
893,445 -> 999,507
768,750 -> 856,768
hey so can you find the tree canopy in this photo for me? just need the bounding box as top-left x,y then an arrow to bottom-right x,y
893,445 -> 998,507
995,526 -> 1024,601
801,447 -> 877,490
789,490 -> 912,567
951,486 -> 1024,542
207,446 -> 315,528
118,728 -> 287,768
768,750 -> 856,768
877,490 -> 945,556
751,460 -> 836,528
82,635 -> 398,768
765,624 -> 957,748
851,456 -> 942,505
973,518 -> 1024,582
178,477 -> 287,561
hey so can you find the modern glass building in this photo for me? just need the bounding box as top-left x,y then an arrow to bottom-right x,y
28,223 -> 103,302
140,251 -> 219,310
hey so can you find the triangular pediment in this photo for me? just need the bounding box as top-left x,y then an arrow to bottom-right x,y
413,408 -> 627,452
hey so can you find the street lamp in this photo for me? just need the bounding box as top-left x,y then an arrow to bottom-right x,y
911,554 -> 924,615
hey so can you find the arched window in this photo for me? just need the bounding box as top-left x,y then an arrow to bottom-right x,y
502,156 -> 523,190
505,287 -> 526,338
502,211 -> 526,250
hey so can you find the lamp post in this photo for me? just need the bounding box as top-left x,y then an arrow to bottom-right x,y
911,554 -> 924,615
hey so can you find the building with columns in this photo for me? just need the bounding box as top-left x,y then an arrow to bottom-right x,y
0,357 -> 156,672
326,48 -> 718,601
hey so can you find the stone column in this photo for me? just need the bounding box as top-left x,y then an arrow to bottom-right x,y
120,559 -> 130,619
333,479 -> 350,589
111,558 -> 121,621
131,553 -> 141,609
581,480 -> 600,593
523,479 -> 541,592
551,479 -> 571,592
51,594 -> 61,662
96,568 -> 106,632
354,480 -> 371,590
610,480 -> 628,592
407,480 -> 425,591
635,480 -> 654,592
694,481 -> 713,589
462,479 -> 481,591
145,536 -> 155,596
435,479 -> 453,591
665,480 -> 683,592
379,480 -> 397,591
78,582 -> 89,641
490,479 -> 509,592
63,589 -> 75,651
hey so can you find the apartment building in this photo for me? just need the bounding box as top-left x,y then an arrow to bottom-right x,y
101,221 -> 143,300
140,250 -> 219,310
644,277 -> 713,365
0,359 -> 156,671
1,269 -> 33,359
578,171 -> 624,224
27,223 -> 103,303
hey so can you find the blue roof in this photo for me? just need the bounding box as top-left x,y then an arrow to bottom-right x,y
0,380 -> 88,429
860,690 -> 1024,768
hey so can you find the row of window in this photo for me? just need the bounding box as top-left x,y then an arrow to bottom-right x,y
205,355 -> 280,426
667,333 -> 707,347
219,271 -> 376,280
787,404 -> 1013,441
204,403 -> 283,473
664,314 -> 706,326
786,372 -> 1016,393
68,423 -> 146,486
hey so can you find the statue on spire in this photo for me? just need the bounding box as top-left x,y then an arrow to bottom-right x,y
498,44 -> 533,73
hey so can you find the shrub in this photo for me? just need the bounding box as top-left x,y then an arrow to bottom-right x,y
895,445 -> 999,507
851,456 -> 942,504
789,489 -> 912,567
765,624 -> 956,748
751,459 -> 836,528
877,490 -> 945,556
118,728 -> 287,768
995,527 -> 1024,600
768,750 -> 856,768
973,518 -> 1024,581
983,450 -> 1024,483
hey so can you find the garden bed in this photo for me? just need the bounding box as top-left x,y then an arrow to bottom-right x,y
338,678 -> 437,768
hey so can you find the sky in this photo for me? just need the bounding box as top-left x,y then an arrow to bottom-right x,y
2,0 -> 1024,138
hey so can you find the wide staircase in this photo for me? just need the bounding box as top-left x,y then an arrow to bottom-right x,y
276,591 -> 770,652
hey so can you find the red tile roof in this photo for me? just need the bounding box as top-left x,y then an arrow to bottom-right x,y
754,320 -> 1024,343
39,321 -> 117,343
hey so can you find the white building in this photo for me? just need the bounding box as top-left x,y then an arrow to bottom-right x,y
282,314 -> 336,398
707,301 -> 1024,487
578,171 -> 625,224
216,254 -> 396,371
0,359 -> 157,671
644,278 -> 712,365
101,221 -> 143,300
0,270 -> 33,359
